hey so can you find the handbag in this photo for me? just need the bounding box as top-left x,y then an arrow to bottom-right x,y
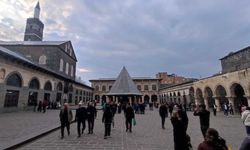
132,118 -> 136,126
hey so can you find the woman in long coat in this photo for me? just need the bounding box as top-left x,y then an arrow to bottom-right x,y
171,111 -> 189,150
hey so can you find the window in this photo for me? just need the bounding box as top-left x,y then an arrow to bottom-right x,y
4,90 -> 19,107
0,68 -> 6,79
144,85 -> 148,91
57,82 -> 63,91
102,86 -> 106,92
39,55 -> 46,65
109,86 -> 112,90
137,85 -> 141,90
76,90 -> 79,95
6,73 -> 22,87
29,78 -> 40,89
44,81 -> 52,91
65,63 -> 69,74
71,65 -> 74,77
152,85 -> 157,91
60,59 -> 64,71
95,86 -> 99,91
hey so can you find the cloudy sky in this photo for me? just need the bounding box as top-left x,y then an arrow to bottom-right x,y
1,0 -> 250,85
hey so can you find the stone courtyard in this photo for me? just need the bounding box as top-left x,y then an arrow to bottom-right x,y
11,107 -> 245,150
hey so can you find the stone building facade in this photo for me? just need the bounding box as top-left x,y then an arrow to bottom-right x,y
89,77 -> 160,104
159,45 -> 250,112
0,2 -> 93,112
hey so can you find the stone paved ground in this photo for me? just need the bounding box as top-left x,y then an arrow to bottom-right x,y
18,108 -> 245,150
0,109 -> 61,150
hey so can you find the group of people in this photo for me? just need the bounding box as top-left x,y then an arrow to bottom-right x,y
59,102 -> 96,139
160,103 -> 228,150
59,101 -> 135,139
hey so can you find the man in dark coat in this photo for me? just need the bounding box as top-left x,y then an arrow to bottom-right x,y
102,104 -> 113,139
125,104 -> 135,132
171,111 -> 190,150
169,103 -> 173,116
177,105 -> 189,132
75,102 -> 87,137
86,102 -> 97,134
59,103 -> 73,139
159,103 -> 168,129
194,104 -> 210,138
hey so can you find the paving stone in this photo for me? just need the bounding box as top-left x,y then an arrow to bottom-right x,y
17,108 -> 245,150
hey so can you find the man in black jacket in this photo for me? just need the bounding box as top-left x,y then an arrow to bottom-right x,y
102,104 -> 113,139
75,102 -> 87,137
194,104 -> 210,138
87,102 -> 97,134
159,103 -> 168,129
125,104 -> 135,132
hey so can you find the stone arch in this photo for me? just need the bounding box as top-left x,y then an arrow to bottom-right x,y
95,85 -> 99,91
28,77 -> 40,89
151,95 -> 158,102
204,86 -> 215,108
230,83 -> 248,108
102,85 -> 106,92
177,91 -> 181,104
169,93 -> 173,102
5,71 -> 23,87
0,68 -> 6,79
196,88 -> 204,104
173,92 -> 177,103
28,78 -> 40,106
44,81 -> 52,91
189,87 -> 195,103
144,95 -> 150,104
4,72 -> 23,107
215,85 -> 228,108
101,95 -> 107,103
57,82 -> 63,91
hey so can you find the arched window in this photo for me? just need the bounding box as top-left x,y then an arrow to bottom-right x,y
57,82 -> 63,91
39,55 -> 47,64
102,86 -> 106,92
29,78 -> 40,89
71,65 -> 74,77
65,63 -> 69,74
95,86 -> 99,91
6,73 -> 22,87
137,85 -> 141,90
44,81 -> 52,91
60,59 -> 64,71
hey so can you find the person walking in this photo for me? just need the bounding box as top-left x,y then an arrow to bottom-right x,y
194,104 -> 210,138
177,105 -> 189,132
110,102 -> 117,127
198,128 -> 228,150
102,104 -> 113,139
171,111 -> 190,150
37,100 -> 42,112
169,103 -> 173,117
213,103 -> 217,116
223,103 -> 229,116
42,100 -> 47,113
75,102 -> 87,137
59,103 -> 73,139
86,102 -> 97,134
229,103 -> 234,115
159,103 -> 168,129
241,107 -> 250,136
125,104 -> 135,132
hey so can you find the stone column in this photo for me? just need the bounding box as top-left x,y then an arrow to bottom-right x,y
227,96 -> 235,112
204,98 -> 209,110
214,97 -> 221,111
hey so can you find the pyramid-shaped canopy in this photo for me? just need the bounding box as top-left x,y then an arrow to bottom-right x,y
107,67 -> 142,96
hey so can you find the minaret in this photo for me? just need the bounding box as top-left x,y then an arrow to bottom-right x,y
34,2 -> 40,19
24,1 -> 44,41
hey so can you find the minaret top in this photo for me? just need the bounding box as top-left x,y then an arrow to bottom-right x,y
34,1 -> 40,19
